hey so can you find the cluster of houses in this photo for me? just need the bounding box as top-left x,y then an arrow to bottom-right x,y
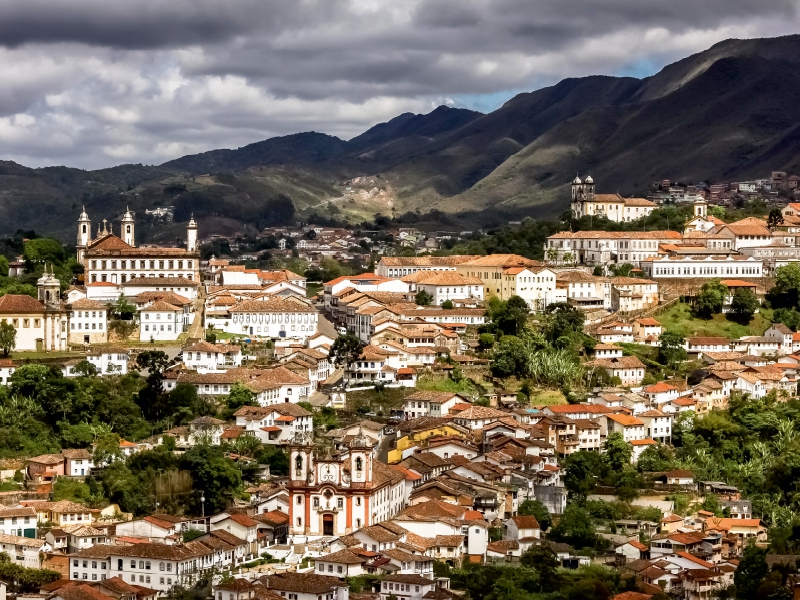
586,319 -> 800,404
558,177 -> 800,277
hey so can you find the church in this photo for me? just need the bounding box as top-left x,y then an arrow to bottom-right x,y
0,268 -> 69,352
570,176 -> 657,222
288,431 -> 407,537
76,208 -> 201,301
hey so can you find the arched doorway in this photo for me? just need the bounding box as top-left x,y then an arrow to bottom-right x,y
323,513 -> 334,536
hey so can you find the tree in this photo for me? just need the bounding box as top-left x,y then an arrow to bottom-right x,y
221,382 -> 257,420
0,256 -> 8,277
768,208 -> 785,231
112,294 -> 136,320
71,360 -> 98,377
135,351 -> 171,421
328,334 -> 364,367
730,287 -> 759,323
734,544 -> 769,600
520,545 -> 562,591
179,444 -> 242,515
23,238 -> 65,265
615,467 -> 643,503
603,432 -> 632,473
517,500 -> 551,530
543,303 -> 585,344
695,279 -> 728,318
709,205 -> 725,219
0,321 -> 16,357
563,450 -> 604,501
550,504 -> 599,549
658,330 -> 687,368
441,299 -> 454,309
415,289 -> 433,306
478,333 -> 495,351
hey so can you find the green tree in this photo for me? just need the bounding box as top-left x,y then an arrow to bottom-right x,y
695,279 -> 728,318
134,351 -> 171,421
658,330 -> 687,368
441,299 -> 454,309
328,334 -> 364,367
0,256 -> 8,277
551,504 -> 600,550
520,545 -> 562,591
603,432 -> 632,473
768,208 -> 785,231
112,294 -> 136,320
23,238 -> 65,265
564,450 -> 604,501
179,444 -> 242,515
415,289 -> 433,306
221,382 -> 256,420
478,333 -> 495,351
0,321 -> 16,357
517,499 -> 551,530
615,467 -> 643,503
729,287 -> 759,323
734,544 -> 769,600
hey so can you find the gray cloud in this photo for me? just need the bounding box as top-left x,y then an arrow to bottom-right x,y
0,0 -> 796,168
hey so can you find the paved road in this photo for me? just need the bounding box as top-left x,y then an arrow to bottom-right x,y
186,290 -> 206,340
317,312 -> 339,339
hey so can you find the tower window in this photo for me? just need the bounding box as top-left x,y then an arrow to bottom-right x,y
82,225 -> 87,234
127,225 -> 131,234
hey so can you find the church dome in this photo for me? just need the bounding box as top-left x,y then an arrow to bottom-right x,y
121,207 -> 135,222
573,176 -> 582,184
78,206 -> 89,221
584,175 -> 594,184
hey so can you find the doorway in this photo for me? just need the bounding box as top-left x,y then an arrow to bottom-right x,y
323,514 -> 334,536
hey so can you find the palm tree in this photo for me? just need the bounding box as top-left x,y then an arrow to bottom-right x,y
546,247 -> 558,263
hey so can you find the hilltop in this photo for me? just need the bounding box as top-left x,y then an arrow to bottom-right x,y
5,34 -> 800,239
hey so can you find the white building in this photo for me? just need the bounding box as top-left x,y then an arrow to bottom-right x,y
570,176 -> 657,222
68,299 -> 109,345
411,272 -> 484,305
211,298 -> 318,344
183,341 -> 243,372
234,404 -> 314,444
140,300 -> 184,341
86,347 -> 130,375
641,256 -> 763,278
0,534 -> 44,568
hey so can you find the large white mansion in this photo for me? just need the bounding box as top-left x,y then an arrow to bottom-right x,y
76,208 -> 201,301
570,176 -> 657,222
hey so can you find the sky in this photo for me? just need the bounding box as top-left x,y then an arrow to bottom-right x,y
0,0 -> 798,169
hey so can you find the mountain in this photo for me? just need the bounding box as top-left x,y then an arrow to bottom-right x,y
5,34 -> 800,240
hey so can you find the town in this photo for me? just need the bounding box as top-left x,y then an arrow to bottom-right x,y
1,172 -> 800,600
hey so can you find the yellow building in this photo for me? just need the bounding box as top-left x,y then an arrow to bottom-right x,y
388,421 -> 469,464
455,254 -> 555,309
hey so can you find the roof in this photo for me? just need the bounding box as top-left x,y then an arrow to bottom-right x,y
261,573 -> 343,594
453,406 -> 508,420
0,294 -> 45,313
643,382 -> 677,393
69,299 -> 108,310
315,548 -> 366,565
124,276 -> 198,287
229,298 -> 317,313
606,413 -> 644,426
140,300 -> 181,312
510,515 -> 540,529
584,356 -> 645,369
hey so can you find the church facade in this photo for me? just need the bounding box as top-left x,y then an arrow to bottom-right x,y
76,208 -> 201,300
287,432 -> 406,537
570,176 -> 657,222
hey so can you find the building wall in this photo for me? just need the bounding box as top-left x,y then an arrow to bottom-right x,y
140,310 -> 183,341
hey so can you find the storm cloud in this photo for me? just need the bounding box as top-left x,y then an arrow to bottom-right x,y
0,0 -> 797,168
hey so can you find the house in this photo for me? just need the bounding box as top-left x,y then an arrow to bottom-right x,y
616,540 -> 649,563
261,573 -> 350,600
26,454 -> 66,483
765,323 -> 794,355
379,574 -> 438,600
0,506 -> 37,537
183,341 -> 243,372
139,300 -> 184,341
86,347 -> 130,375
632,318 -> 662,344
503,516 -> 540,551
68,299 -> 109,345
583,356 -> 646,386
629,439 -> 657,463
661,470 -> 695,486
314,548 -> 366,577
62,449 -> 95,477
0,533 -> 45,568
403,391 -> 470,419
603,414 -> 645,442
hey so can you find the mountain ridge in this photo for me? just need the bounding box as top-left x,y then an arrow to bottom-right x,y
3,34 -> 800,239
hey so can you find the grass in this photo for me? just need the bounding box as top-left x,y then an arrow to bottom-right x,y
0,481 -> 22,492
53,479 -> 91,503
528,390 -> 567,405
655,302 -> 773,339
9,350 -> 84,360
306,283 -> 323,298
416,374 -> 480,398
